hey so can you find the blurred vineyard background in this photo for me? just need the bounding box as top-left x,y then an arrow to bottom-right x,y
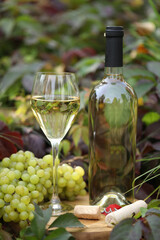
0,0 -> 160,202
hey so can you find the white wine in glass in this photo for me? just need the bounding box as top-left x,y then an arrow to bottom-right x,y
31,72 -> 80,215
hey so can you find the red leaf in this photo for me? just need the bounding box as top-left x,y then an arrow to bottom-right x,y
0,121 -> 23,160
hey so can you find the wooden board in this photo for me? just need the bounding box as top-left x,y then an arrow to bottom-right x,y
48,195 -> 112,240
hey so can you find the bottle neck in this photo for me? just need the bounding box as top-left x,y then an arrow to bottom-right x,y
104,67 -> 123,75
104,67 -> 123,80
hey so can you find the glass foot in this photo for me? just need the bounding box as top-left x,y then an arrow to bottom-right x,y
40,197 -> 73,216
95,192 -> 130,210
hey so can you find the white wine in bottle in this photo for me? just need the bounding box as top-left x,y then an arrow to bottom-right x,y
88,26 -> 137,208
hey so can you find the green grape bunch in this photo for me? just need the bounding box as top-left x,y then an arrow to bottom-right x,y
0,151 -> 86,227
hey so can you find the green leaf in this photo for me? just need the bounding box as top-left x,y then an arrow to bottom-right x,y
0,62 -> 44,95
142,112 -> 160,126
72,128 -> 81,147
147,61 -> 160,78
60,140 -> 71,156
42,205 -> 52,225
81,126 -> 89,145
148,199 -> 160,209
30,212 -> 46,239
75,56 -> 103,78
146,208 -> 160,217
110,218 -> 142,240
134,82 -> 154,98
0,18 -> 15,37
49,213 -> 84,229
124,67 -> 154,80
34,203 -> 44,217
140,207 -> 148,217
146,215 -> 160,240
45,228 -> 74,240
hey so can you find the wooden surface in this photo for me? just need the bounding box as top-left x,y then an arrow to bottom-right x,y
48,195 -> 112,240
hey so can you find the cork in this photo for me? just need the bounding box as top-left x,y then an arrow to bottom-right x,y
74,205 -> 101,220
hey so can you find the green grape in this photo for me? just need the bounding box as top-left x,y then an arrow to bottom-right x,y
0,192 -> 4,199
0,199 -> 5,208
10,153 -> 17,162
36,183 -> 43,192
28,212 -> 34,221
39,177 -> 45,185
76,177 -> 83,184
4,205 -> 12,214
61,164 -> 68,174
39,161 -> 48,169
27,203 -> 35,212
16,186 -> 25,196
37,193 -> 44,203
15,162 -> 24,171
44,171 -> 50,180
43,154 -> 52,165
10,199 -> 20,209
63,171 -> 72,180
0,176 -> 10,185
10,162 -> 16,168
72,172 -> 80,181
67,179 -> 75,188
44,180 -> 52,188
75,166 -> 85,177
4,194 -> 12,202
74,185 -> 80,193
22,173 -> 30,182
57,166 -> 63,176
27,166 -> 35,175
21,196 -> 30,205
9,211 -> 19,221
48,187 -> 53,194
58,188 -> 62,194
20,211 -> 28,220
17,154 -> 25,162
67,165 -> 73,174
7,171 -> 16,181
80,181 -> 86,189
65,191 -> 73,198
14,170 -> 21,179
31,198 -> 38,204
30,175 -> 39,184
31,191 -> 39,198
23,187 -> 29,196
58,178 -> 67,188
37,169 -> 44,177
79,189 -> 87,196
25,151 -> 34,159
1,184 -> 8,193
17,203 -> 27,212
7,185 -> 15,194
12,193 -> 21,201
42,187 -> 47,196
2,158 -> 11,167
19,220 -> 28,228
28,158 -> 37,167
27,183 -> 36,192
67,196 -> 76,201
18,181 -> 26,187
35,165 -> 40,171
3,213 -> 10,222
59,192 -> 65,200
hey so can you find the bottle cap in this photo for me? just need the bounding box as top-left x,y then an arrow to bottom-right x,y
105,26 -> 124,67
106,26 -> 124,37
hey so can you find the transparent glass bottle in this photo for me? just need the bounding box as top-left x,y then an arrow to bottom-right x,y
88,27 -> 137,208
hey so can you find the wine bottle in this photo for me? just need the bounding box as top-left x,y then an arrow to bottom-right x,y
88,26 -> 137,208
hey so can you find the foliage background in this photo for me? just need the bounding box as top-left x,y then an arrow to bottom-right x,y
0,0 -> 160,201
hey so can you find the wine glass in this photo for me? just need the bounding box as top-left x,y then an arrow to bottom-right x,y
31,72 -> 80,215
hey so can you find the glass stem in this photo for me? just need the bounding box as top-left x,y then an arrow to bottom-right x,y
51,142 -> 60,199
